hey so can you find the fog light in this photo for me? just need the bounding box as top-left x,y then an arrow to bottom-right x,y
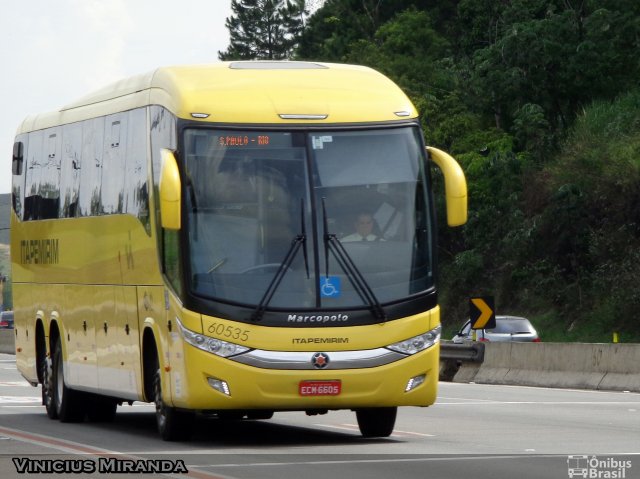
208,377 -> 231,396
405,374 -> 426,392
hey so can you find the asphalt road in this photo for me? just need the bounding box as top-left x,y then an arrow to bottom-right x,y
0,353 -> 638,479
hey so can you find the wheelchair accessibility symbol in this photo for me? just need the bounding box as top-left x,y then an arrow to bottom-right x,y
320,276 -> 341,298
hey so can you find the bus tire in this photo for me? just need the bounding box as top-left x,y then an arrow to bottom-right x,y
51,336 -> 86,423
86,395 -> 118,422
355,407 -> 397,438
41,353 -> 57,420
152,365 -> 193,441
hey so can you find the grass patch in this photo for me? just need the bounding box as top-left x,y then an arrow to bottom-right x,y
527,309 -> 639,344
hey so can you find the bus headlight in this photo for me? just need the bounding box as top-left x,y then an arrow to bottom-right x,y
385,325 -> 441,355
176,318 -> 250,358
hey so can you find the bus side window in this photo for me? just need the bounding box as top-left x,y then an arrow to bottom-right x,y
101,114 -> 127,214
39,130 -> 62,219
79,117 -> 105,216
22,128 -> 62,220
23,130 -> 43,220
12,141 -> 24,175
12,137 -> 26,219
124,108 -> 150,231
60,123 -> 83,218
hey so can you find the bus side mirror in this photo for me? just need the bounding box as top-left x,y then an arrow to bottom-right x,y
159,149 -> 182,230
12,141 -> 24,175
427,146 -> 467,227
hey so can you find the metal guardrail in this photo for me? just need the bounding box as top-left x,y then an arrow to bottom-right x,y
439,340 -> 485,382
440,340 -> 485,363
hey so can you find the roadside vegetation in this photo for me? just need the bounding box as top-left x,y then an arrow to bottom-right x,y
224,1 -> 640,342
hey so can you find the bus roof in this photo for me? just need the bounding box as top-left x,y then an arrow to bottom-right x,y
17,62 -> 418,133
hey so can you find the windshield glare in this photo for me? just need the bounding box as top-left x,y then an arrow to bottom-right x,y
183,127 -> 434,310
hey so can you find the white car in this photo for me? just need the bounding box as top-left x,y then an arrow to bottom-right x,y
452,315 -> 540,343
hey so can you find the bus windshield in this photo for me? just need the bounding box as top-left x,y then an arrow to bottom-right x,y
183,126 -> 434,311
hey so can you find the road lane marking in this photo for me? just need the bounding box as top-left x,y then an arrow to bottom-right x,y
315,423 -> 434,437
0,381 -> 30,387
3,405 -> 42,408
0,424 -> 119,455
441,382 -> 640,395
438,396 -> 499,402
194,454 -> 579,468
194,452 -> 640,470
392,429 -> 435,437
0,425 -> 229,479
0,396 -> 41,403
315,423 -> 359,433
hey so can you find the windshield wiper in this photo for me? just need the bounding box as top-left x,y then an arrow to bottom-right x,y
321,198 -> 386,322
251,199 -> 309,322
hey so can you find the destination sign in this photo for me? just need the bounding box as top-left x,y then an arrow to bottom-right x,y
216,134 -> 271,147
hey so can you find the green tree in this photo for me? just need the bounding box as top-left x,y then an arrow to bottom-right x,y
343,9 -> 450,93
296,0 -> 455,61
464,0 -> 640,135
296,0 -> 384,61
218,0 -> 308,60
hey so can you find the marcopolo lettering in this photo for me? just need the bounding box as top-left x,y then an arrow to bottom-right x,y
287,313 -> 349,323
20,238 -> 59,265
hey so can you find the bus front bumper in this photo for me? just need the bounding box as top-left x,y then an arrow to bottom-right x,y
167,342 -> 440,411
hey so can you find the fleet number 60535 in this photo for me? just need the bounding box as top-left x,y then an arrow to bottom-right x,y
207,323 -> 250,342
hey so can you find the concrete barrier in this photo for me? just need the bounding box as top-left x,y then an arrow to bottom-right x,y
453,342 -> 640,392
0,329 -> 15,354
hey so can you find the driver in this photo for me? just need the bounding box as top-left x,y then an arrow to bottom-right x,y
341,213 -> 379,242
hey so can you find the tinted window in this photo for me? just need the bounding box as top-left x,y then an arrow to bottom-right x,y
123,108 -> 149,229
11,134 -> 28,219
18,107 -> 150,226
490,319 -> 534,334
79,117 -> 105,216
60,123 -> 82,217
101,114 -> 127,214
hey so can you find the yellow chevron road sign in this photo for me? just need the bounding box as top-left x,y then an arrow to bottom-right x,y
469,297 -> 495,329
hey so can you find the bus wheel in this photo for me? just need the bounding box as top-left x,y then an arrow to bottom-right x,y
152,365 -> 193,441
41,354 -> 57,419
86,395 -> 118,422
51,337 -> 85,423
355,407 -> 397,438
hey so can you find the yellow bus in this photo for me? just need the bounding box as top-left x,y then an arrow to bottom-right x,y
10,61 -> 467,440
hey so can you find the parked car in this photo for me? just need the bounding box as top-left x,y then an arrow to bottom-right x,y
0,311 -> 14,329
452,315 -> 540,343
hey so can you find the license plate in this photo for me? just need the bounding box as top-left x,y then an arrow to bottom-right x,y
299,380 -> 342,396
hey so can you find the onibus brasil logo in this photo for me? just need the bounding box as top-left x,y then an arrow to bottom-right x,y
567,456 -> 633,479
